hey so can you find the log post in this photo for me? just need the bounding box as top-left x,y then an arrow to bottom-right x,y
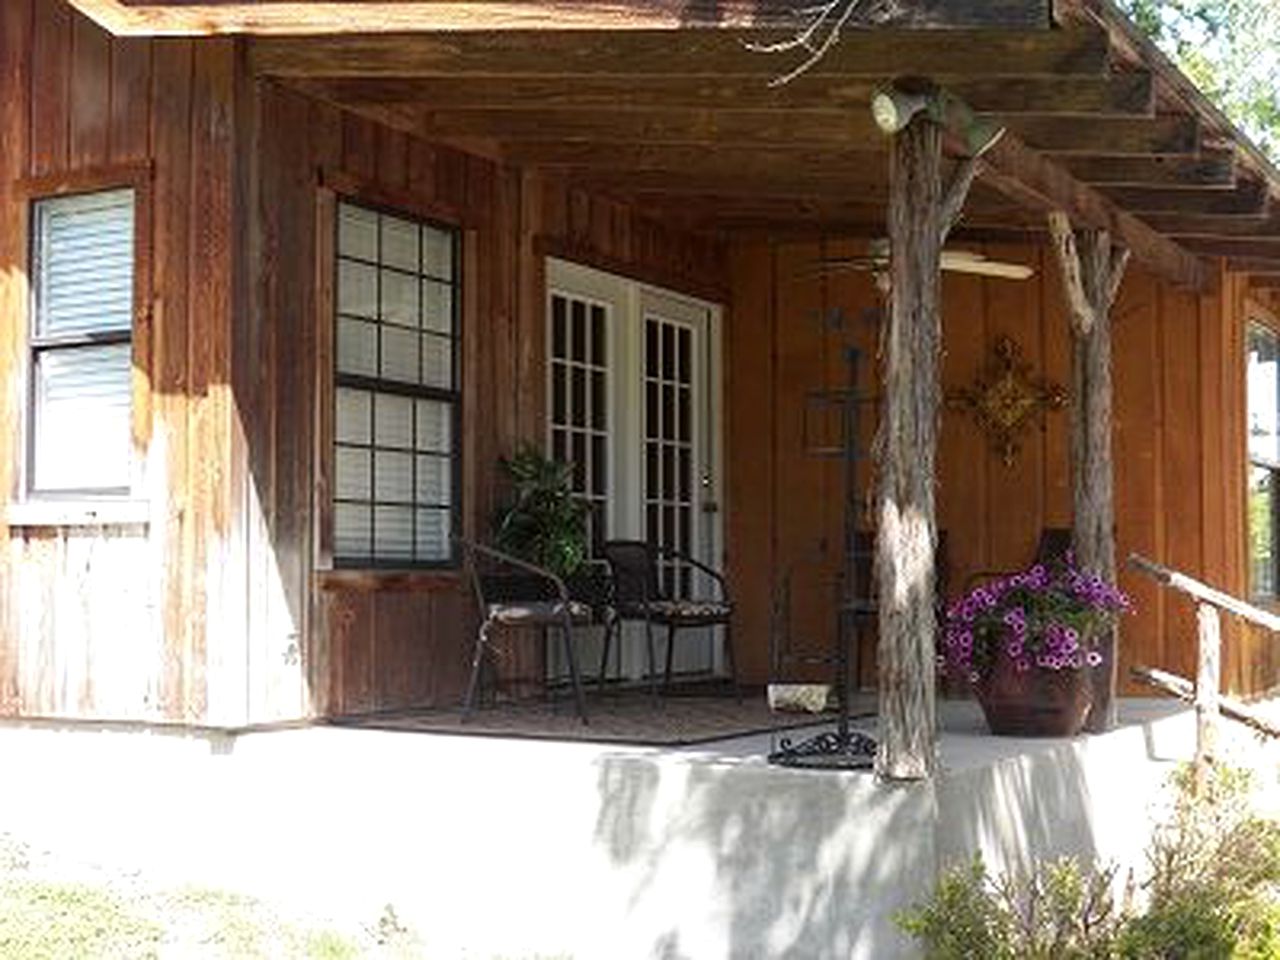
1048,211 -> 1129,733
1194,602 -> 1221,790
874,102 -> 976,781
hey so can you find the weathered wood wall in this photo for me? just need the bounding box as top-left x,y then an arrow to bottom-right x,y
238,84 -> 728,720
0,2 -> 727,723
0,1 -> 237,722
727,239 -> 1267,697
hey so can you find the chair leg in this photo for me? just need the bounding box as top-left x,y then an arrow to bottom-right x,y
462,619 -> 493,721
562,615 -> 589,725
597,616 -> 615,694
645,617 -> 659,705
664,623 -> 677,694
724,620 -> 743,704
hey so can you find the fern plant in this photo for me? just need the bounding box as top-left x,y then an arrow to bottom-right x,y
493,446 -> 589,579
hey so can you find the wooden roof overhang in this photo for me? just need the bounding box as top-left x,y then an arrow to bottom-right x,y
71,0 -> 1280,294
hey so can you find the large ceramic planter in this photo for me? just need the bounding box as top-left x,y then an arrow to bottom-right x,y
975,653 -> 1093,737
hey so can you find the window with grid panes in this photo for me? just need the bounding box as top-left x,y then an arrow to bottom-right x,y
1248,322 -> 1280,599
332,200 -> 459,566
548,291 -> 609,553
29,189 -> 135,495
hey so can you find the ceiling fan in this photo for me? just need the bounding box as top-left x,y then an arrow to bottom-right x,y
809,238 -> 1035,282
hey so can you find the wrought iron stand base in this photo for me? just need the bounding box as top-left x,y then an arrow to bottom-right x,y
767,729 -> 878,770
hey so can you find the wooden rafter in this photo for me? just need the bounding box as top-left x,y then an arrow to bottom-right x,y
72,0 -> 1052,36
290,73 -> 1154,116
980,134 -> 1207,290
249,30 -> 1111,79
1061,152 -> 1236,189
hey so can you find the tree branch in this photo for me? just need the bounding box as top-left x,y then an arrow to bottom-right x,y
1047,210 -> 1094,336
1107,246 -> 1131,310
745,0 -> 872,87
940,156 -> 982,243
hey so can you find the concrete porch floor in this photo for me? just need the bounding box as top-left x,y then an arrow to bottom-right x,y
0,698 -> 1268,959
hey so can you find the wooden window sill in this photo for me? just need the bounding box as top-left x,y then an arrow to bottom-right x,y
6,499 -> 150,528
316,569 -> 463,593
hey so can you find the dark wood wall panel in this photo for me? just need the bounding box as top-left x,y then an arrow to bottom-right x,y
727,239 -> 1269,697
251,83 -> 728,718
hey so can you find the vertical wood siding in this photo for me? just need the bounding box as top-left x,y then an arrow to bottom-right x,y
727,240 -> 1266,697
0,2 -> 237,722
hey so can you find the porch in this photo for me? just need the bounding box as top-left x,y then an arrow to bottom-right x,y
0,698 -> 1222,959
4,0 -> 1280,753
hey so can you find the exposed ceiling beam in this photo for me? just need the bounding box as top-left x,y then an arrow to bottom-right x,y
290,73 -> 1153,116
72,0 -> 1052,36
1140,213 -> 1280,238
495,141 -> 886,174
357,104 -> 1196,157
1000,114 -> 1197,156
1179,237 -> 1280,260
1101,181 -> 1267,216
1060,151 -> 1235,188
250,29 -> 1110,79
978,133 -> 1208,290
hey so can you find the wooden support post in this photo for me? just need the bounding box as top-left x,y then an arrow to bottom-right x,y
1048,211 -> 1129,733
1194,602 -> 1221,789
874,101 -> 976,781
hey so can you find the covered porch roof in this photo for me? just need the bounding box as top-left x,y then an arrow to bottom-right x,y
73,0 -> 1280,293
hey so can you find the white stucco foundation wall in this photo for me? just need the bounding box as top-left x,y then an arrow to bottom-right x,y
0,700 -> 1265,959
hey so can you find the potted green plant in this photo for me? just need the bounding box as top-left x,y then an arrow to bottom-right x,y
942,556 -> 1131,736
493,446 -> 589,580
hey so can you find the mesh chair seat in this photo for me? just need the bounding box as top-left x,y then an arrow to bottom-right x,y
487,600 -> 595,626
618,599 -> 733,622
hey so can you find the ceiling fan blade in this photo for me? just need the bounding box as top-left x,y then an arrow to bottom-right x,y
940,252 -> 1035,280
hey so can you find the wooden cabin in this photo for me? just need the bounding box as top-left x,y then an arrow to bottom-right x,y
3,0 -> 1280,754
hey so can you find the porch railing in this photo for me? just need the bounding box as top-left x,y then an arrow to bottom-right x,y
1127,554 -> 1280,782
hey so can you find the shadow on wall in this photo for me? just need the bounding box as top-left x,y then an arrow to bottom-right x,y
592,737 -> 1110,960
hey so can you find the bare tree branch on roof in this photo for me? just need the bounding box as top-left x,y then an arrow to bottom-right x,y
746,0 -> 875,87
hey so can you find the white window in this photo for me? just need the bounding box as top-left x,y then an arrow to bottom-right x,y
1248,322 -> 1280,599
29,189 -> 135,495
332,200 -> 460,567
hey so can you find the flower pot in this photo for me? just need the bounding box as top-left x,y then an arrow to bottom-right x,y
974,654 -> 1093,737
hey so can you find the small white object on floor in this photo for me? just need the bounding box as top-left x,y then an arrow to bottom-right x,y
767,684 -> 831,714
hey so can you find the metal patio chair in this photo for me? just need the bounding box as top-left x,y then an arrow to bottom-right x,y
597,539 -> 741,702
457,538 -> 593,724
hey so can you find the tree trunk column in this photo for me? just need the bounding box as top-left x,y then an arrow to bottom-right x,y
876,114 -> 944,781
1049,212 -> 1128,734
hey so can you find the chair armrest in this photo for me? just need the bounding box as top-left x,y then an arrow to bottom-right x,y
656,545 -> 729,602
454,537 -> 571,604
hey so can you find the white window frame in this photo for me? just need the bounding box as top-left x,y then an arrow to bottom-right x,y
25,187 -> 138,502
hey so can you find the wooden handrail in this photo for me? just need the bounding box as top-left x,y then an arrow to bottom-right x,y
1126,552 -> 1280,783
1127,553 -> 1280,633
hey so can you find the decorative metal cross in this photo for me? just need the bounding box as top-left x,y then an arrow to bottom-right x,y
946,336 -> 1067,467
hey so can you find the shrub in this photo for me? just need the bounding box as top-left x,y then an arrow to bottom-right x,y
899,764 -> 1280,960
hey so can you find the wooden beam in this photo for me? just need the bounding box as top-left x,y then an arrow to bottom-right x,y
1229,256 -> 1280,274
346,104 -> 1199,160
1061,151 -> 1236,189
250,29 -> 1110,79
1001,114 -> 1198,156
290,73 -> 1153,116
74,0 -> 1053,36
496,142 -> 887,176
1248,274 -> 1280,289
1142,213 -> 1280,238
980,133 -> 1208,290
1102,181 -> 1268,216
1179,237 -> 1280,260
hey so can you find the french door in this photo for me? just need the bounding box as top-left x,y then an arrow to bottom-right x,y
546,259 -> 724,682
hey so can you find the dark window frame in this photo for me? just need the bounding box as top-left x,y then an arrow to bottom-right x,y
331,196 -> 463,570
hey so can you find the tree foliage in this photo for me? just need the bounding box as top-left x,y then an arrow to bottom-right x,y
1118,0 -> 1280,160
